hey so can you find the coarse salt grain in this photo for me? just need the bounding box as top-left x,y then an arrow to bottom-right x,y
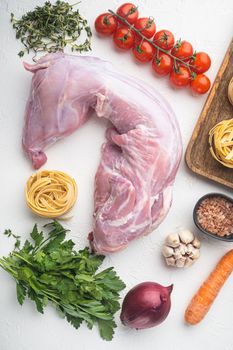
197,196 -> 233,237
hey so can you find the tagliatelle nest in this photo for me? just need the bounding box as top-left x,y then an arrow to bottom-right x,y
209,118 -> 233,168
25,170 -> 77,218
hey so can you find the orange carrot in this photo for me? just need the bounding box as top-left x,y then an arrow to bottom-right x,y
185,249 -> 233,325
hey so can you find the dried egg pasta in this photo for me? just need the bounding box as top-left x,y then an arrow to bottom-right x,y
25,170 -> 77,218
209,118 -> 233,168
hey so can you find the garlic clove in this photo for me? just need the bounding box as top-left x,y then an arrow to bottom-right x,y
176,257 -> 186,268
162,245 -> 174,258
192,237 -> 201,249
179,229 -> 194,244
186,243 -> 194,255
165,257 -> 176,266
190,248 -> 200,260
173,247 -> 182,259
185,257 -> 194,267
179,243 -> 187,255
165,233 -> 180,248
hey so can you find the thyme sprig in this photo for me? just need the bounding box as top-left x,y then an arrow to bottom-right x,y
11,1 -> 92,60
108,9 -> 194,73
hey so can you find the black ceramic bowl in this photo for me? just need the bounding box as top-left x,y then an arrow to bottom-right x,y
193,192 -> 233,242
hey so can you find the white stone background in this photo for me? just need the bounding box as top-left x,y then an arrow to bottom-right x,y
0,0 -> 233,349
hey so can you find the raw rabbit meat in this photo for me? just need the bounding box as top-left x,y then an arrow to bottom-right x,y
23,53 -> 182,253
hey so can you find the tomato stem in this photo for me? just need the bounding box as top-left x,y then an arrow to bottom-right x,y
126,6 -> 138,16
103,16 -> 110,26
108,9 -> 194,72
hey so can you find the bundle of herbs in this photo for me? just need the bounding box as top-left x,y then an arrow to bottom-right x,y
0,221 -> 125,341
11,1 -> 92,59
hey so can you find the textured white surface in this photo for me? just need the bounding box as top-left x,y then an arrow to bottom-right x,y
0,0 -> 233,349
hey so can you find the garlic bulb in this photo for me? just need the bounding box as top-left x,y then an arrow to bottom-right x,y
228,77 -> 233,106
162,230 -> 201,268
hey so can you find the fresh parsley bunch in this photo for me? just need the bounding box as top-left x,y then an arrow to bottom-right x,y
0,221 -> 125,341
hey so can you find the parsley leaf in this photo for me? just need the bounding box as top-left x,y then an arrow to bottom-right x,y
66,313 -> 83,329
28,288 -> 45,314
98,319 -> 116,341
16,283 -> 26,305
4,229 -> 21,250
30,224 -> 44,248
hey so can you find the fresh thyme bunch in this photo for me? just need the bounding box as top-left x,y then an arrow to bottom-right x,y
11,1 -> 92,59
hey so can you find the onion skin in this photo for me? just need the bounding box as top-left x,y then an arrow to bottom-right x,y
120,282 -> 173,329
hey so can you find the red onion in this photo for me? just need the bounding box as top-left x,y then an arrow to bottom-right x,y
120,282 -> 173,329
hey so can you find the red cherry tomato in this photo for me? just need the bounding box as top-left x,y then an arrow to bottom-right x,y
116,3 -> 138,24
153,30 -> 175,50
134,17 -> 156,39
113,26 -> 135,50
190,52 -> 211,74
170,66 -> 191,88
132,40 -> 155,62
171,40 -> 193,61
190,74 -> 211,94
95,13 -> 118,36
152,53 -> 173,76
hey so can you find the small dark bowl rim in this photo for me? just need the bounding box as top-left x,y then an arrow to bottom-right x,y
193,192 -> 233,242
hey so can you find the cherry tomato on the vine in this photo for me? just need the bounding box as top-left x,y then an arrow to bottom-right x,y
153,30 -> 174,50
113,26 -> 135,50
169,66 -> 191,88
134,17 -> 156,38
95,13 -> 118,36
152,52 -> 173,76
132,40 -> 155,62
190,74 -> 211,94
116,3 -> 138,24
189,52 -> 211,74
171,40 -> 193,61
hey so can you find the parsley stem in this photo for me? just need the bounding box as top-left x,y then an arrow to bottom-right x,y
12,252 -> 33,266
33,237 -> 51,253
0,259 -> 18,277
40,289 -> 60,303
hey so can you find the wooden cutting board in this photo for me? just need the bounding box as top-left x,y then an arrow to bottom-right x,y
185,39 -> 233,189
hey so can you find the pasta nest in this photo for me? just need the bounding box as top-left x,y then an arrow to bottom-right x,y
25,170 -> 77,218
209,118 -> 233,168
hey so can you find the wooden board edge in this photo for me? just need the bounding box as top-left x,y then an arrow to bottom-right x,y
185,39 -> 233,171
184,159 -> 233,189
